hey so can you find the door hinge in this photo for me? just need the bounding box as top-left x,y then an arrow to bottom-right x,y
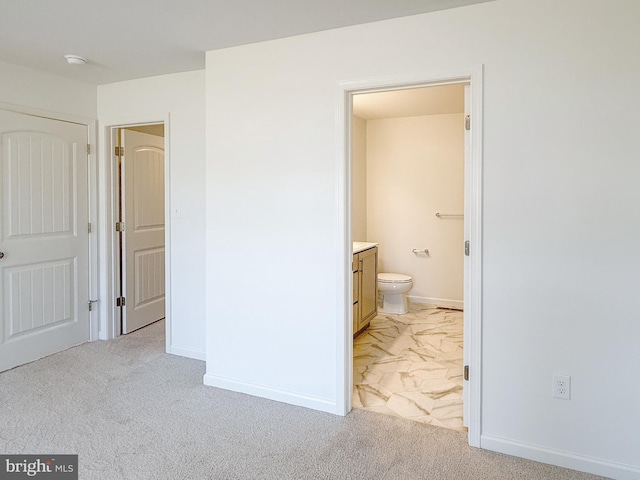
114,146 -> 124,157
115,222 -> 125,232
116,297 -> 126,307
87,144 -> 91,155
464,240 -> 470,256
464,365 -> 469,381
88,299 -> 99,311
88,222 -> 92,233
465,114 -> 471,131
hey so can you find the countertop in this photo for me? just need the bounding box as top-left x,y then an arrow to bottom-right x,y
353,242 -> 378,254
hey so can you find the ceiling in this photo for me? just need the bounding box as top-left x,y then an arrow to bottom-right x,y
0,0 -> 493,85
353,83 -> 465,119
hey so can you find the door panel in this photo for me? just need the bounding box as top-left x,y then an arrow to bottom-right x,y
121,129 -> 165,333
7,259 -> 74,334
0,110 -> 89,371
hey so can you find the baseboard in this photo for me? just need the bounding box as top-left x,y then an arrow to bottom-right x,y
203,373 -> 337,414
168,345 -> 206,361
408,295 -> 463,310
481,434 -> 640,480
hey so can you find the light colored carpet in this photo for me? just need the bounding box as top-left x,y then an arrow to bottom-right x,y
0,321 -> 605,480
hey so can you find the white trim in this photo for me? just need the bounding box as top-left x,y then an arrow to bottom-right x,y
466,68 -> 484,448
87,121 -> 99,341
169,345 -> 206,361
97,114 -> 172,355
408,296 -> 463,310
203,374 -> 336,413
0,102 -> 99,342
335,67 -> 484,445
482,435 -> 640,480
335,85 -> 353,417
0,101 -> 94,127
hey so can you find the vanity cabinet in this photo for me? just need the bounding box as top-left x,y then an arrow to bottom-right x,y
353,246 -> 378,337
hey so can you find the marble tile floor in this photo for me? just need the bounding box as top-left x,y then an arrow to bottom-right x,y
353,303 -> 466,432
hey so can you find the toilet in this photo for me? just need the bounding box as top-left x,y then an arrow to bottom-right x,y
377,273 -> 413,314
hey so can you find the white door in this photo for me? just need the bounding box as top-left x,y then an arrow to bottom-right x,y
0,110 -> 90,372
121,129 -> 165,334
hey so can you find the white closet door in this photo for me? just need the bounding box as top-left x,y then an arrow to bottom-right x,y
0,109 -> 90,371
121,129 -> 165,334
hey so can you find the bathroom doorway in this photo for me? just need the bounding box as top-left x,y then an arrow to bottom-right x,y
340,72 -> 483,445
351,83 -> 467,430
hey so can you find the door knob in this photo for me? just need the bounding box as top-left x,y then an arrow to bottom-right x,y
0,252 -> 4,259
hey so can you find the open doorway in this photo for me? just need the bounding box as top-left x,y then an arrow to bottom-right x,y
338,70 -> 483,446
114,124 -> 166,335
351,84 -> 467,431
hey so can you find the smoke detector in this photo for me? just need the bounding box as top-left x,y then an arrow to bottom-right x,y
64,54 -> 88,65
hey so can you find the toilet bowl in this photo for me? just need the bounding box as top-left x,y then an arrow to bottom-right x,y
377,273 -> 413,314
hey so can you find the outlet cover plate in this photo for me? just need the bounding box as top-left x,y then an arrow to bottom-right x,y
553,374 -> 571,400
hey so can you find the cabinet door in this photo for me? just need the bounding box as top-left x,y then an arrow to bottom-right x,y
353,268 -> 359,304
353,255 -> 359,336
358,247 -> 378,330
353,302 -> 359,336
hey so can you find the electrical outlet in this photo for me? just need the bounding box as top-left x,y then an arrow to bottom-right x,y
553,374 -> 571,400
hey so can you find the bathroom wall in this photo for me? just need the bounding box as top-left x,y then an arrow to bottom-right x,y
366,113 -> 465,307
351,115 -> 367,241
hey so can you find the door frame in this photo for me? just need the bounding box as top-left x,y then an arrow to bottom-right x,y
97,114 -> 171,351
0,101 -> 99,341
335,67 -> 484,447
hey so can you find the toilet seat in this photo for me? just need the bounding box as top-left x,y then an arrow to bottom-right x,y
378,273 -> 412,284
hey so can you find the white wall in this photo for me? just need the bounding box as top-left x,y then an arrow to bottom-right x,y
98,70 -> 206,360
351,115 -> 367,241
204,0 -> 640,478
0,60 -> 96,118
366,114 -> 464,307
